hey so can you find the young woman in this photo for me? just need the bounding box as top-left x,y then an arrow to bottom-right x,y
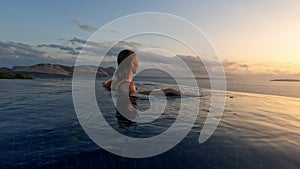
110,49 -> 139,122
102,49 -> 181,123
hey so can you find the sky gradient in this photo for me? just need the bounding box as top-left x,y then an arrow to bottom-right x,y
0,0 -> 299,78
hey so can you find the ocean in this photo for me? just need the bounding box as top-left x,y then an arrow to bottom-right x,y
0,78 -> 300,169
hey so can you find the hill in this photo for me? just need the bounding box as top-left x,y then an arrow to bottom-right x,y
0,63 -> 115,78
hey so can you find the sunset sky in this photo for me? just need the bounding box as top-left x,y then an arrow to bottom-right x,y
0,0 -> 299,77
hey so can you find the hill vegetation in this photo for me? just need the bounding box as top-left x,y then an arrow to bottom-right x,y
0,72 -> 33,79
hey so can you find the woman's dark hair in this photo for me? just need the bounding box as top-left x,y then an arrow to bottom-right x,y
117,49 -> 135,65
115,49 -> 136,81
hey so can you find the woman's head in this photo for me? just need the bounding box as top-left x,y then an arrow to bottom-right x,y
115,49 -> 138,80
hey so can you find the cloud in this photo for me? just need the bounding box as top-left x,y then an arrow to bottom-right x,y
273,69 -> 290,75
0,40 -> 79,67
133,52 -> 222,77
0,41 -> 45,58
219,60 -> 253,75
37,44 -> 79,55
222,60 -> 236,67
69,37 -> 87,45
176,55 -> 209,76
68,37 -> 142,57
75,47 -> 83,50
72,19 -> 97,32
38,44 -> 72,51
239,64 -> 250,69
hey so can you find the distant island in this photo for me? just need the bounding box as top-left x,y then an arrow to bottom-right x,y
270,79 -> 300,82
0,63 -> 115,79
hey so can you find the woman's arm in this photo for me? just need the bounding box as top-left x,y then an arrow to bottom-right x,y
138,88 -> 181,97
102,80 -> 181,97
102,79 -> 112,90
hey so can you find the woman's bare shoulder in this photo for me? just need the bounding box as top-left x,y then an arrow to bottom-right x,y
129,82 -> 137,93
